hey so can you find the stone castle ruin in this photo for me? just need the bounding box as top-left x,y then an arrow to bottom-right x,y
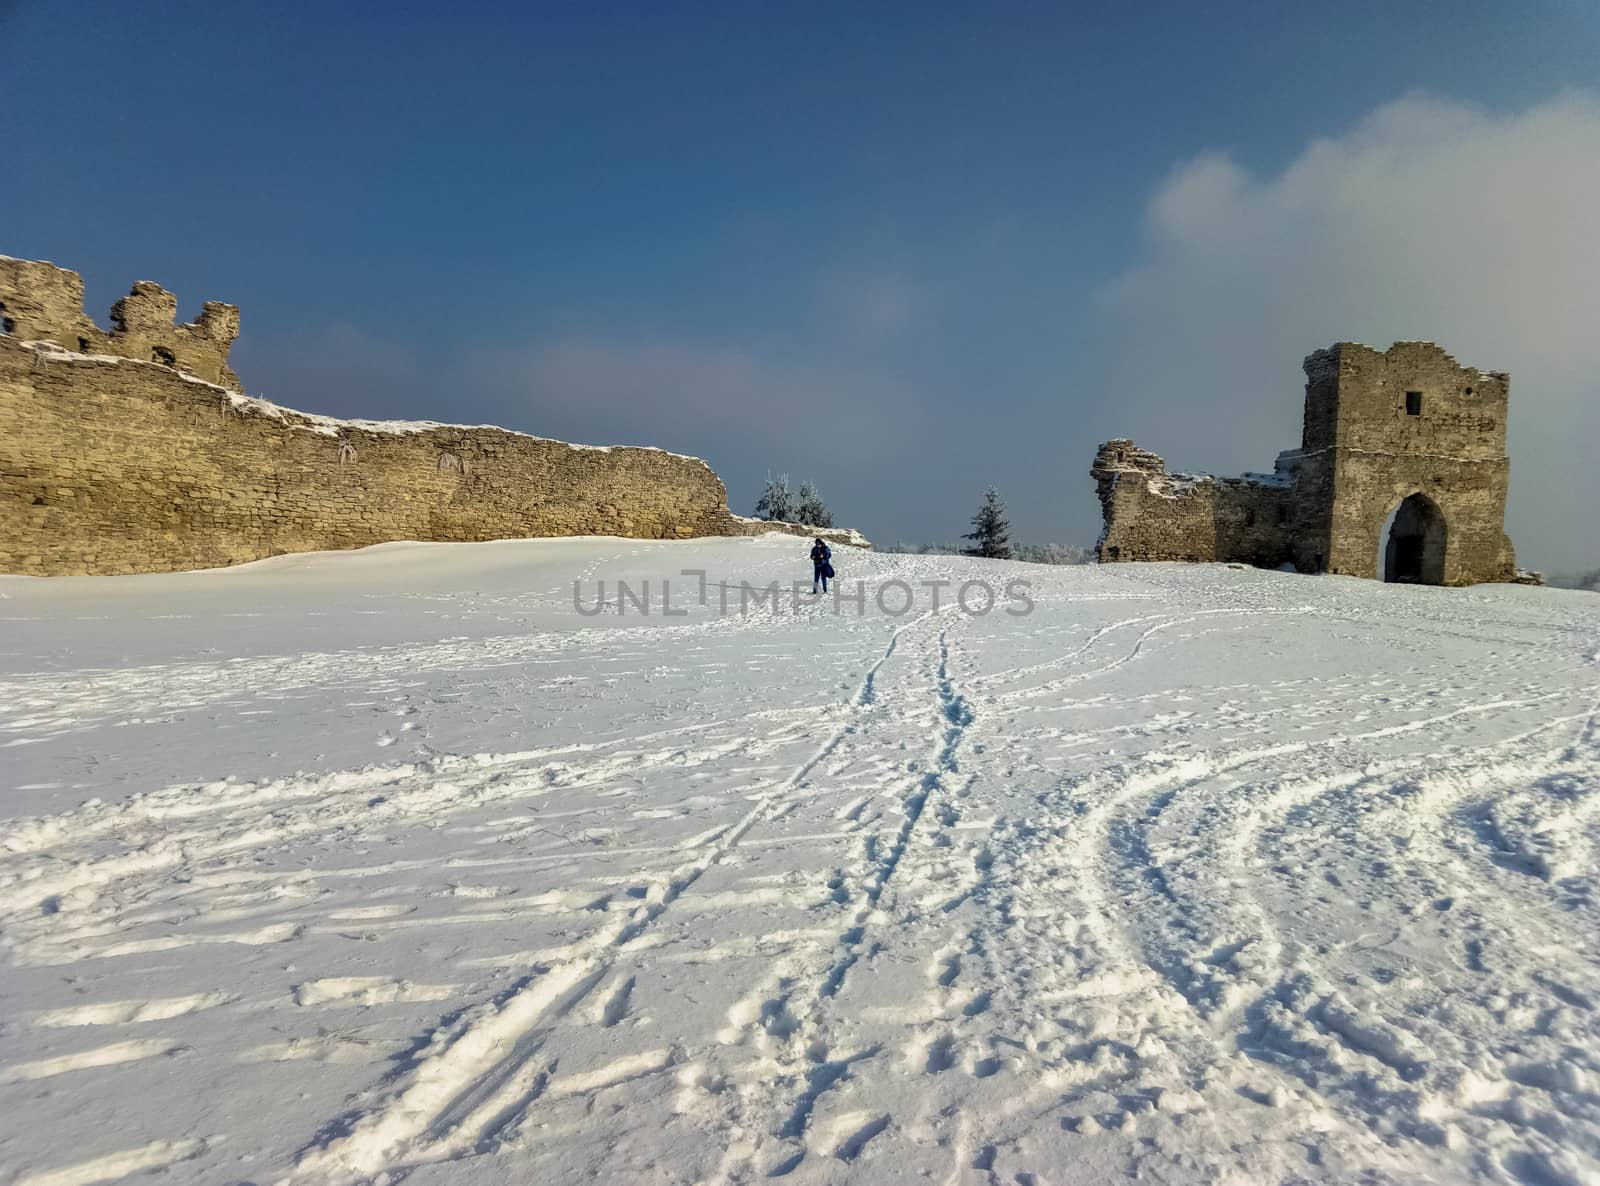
1,256 -> 864,576
1092,341 -> 1516,586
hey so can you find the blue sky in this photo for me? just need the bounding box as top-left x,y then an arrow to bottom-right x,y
4,1 -> 1598,568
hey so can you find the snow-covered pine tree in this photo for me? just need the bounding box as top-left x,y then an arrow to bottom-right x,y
753,473 -> 794,522
795,480 -> 834,528
963,487 -> 1013,560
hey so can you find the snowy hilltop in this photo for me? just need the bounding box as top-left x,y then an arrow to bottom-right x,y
2,536 -> 1598,1185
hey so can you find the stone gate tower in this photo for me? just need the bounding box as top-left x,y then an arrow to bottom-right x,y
1092,341 -> 1516,586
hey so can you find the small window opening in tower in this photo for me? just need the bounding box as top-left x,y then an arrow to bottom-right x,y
1464,386 -> 1473,396
1277,504 -> 1290,524
152,346 -> 176,367
78,337 -> 91,352
1405,391 -> 1422,416
1245,509 -> 1256,527
0,301 -> 13,336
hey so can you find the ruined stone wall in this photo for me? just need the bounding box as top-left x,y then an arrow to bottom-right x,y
1093,341 -> 1516,586
0,258 -> 101,350
1310,341 -> 1509,458
0,339 -> 750,575
0,257 -> 240,387
1281,450 -> 1336,575
1091,440 -> 1293,567
0,257 -> 868,577
1212,478 -> 1298,570
1092,441 -> 1216,562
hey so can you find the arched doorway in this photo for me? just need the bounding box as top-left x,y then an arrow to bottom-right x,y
1379,494 -> 1446,584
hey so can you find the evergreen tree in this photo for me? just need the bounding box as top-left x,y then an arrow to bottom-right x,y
794,480 -> 834,528
753,473 -> 794,522
963,487 -> 1013,560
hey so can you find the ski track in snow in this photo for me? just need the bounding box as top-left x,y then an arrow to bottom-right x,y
1,537 -> 1598,1185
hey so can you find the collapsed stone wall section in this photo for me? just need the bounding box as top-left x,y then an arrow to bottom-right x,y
1091,439 -> 1295,569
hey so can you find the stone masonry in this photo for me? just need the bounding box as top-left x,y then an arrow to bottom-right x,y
0,257 -> 865,577
1092,342 -> 1516,586
1,257 -> 241,387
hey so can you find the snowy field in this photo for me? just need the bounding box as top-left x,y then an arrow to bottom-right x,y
2,535 -> 1598,1186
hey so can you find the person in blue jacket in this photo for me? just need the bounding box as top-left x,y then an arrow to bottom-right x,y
809,538 -> 833,593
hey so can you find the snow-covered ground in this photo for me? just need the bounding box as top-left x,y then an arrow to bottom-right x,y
2,535 -> 1598,1186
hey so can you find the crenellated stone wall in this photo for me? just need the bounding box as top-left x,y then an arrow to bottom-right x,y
1093,342 -> 1516,586
0,257 -> 866,576
0,257 -> 241,387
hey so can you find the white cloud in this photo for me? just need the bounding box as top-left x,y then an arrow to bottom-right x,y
1101,91 -> 1600,570
489,334 -> 926,466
